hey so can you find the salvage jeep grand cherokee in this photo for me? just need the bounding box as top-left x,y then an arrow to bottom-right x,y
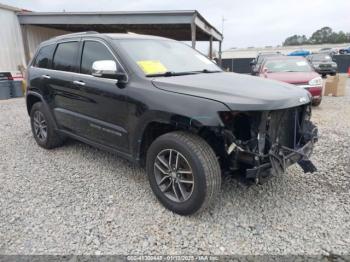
26,32 -> 318,215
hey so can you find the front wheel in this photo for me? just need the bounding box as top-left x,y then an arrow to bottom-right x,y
146,131 -> 221,215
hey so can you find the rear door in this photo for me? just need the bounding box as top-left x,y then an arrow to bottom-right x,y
50,40 -> 80,115
27,44 -> 56,100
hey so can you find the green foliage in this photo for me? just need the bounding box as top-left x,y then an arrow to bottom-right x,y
283,27 -> 350,46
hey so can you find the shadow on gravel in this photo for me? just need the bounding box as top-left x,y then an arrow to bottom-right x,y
52,136 -> 303,219
60,137 -> 271,189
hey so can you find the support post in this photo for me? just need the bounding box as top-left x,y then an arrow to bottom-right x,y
20,25 -> 30,64
191,22 -> 196,49
209,36 -> 213,59
218,41 -> 222,67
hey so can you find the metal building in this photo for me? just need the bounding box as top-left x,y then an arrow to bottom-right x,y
0,4 -> 223,76
0,4 -> 26,74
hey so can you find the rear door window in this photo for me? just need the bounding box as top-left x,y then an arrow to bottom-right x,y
33,44 -> 55,69
52,42 -> 79,72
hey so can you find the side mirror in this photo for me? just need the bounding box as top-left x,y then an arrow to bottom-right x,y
92,60 -> 126,81
250,59 -> 256,66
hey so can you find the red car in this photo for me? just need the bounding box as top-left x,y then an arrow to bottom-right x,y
259,56 -> 323,106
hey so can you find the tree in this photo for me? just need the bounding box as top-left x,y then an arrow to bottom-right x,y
283,27 -> 350,46
283,34 -> 308,46
309,27 -> 333,44
334,31 -> 348,43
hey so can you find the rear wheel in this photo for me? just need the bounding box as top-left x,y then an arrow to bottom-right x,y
30,102 -> 65,149
146,131 -> 221,215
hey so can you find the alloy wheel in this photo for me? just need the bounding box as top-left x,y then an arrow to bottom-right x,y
154,149 -> 194,202
33,111 -> 47,142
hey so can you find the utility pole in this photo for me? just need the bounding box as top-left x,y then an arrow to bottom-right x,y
221,16 -> 226,36
219,16 -> 226,67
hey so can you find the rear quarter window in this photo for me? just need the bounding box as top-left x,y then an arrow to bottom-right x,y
33,44 -> 56,69
52,42 -> 79,72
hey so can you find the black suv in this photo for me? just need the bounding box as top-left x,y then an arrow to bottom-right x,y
26,32 -> 318,215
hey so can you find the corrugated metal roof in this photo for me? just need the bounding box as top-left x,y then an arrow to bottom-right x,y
17,10 -> 223,41
0,3 -> 30,12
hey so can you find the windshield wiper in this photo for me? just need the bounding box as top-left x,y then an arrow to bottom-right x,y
194,69 -> 223,73
146,71 -> 199,77
146,69 -> 222,77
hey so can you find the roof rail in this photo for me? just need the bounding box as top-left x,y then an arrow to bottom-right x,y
52,31 -> 99,40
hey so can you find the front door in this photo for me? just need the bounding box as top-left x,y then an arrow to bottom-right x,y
55,39 -> 129,152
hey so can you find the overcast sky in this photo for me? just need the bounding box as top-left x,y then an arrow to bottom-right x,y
3,0 -> 349,50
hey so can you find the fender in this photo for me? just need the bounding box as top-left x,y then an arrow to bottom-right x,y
26,91 -> 59,130
131,109 -> 226,163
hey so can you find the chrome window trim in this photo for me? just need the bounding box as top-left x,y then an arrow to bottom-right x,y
29,66 -> 119,84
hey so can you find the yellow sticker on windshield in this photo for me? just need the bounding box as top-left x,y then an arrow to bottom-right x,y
137,60 -> 167,75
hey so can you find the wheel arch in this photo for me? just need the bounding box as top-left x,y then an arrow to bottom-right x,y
133,112 -> 225,167
26,92 -> 43,115
26,91 -> 58,130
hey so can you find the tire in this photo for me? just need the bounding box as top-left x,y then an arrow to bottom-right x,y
312,100 -> 321,107
330,72 -> 336,76
30,102 -> 65,149
146,131 -> 221,215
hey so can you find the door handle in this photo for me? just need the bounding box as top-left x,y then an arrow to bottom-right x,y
73,80 -> 86,86
41,74 -> 51,79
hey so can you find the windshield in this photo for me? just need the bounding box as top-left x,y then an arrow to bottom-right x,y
310,54 -> 332,62
116,39 -> 221,76
257,53 -> 280,64
264,59 -> 313,73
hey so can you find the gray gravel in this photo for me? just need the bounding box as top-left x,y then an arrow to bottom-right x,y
0,79 -> 349,255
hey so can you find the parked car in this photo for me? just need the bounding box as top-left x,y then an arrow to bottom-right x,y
288,49 -> 311,57
306,53 -> 337,77
26,32 -> 318,215
339,46 -> 350,54
259,56 -> 323,106
319,47 -> 338,56
250,52 -> 282,75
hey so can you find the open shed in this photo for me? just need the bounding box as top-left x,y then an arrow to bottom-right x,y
17,10 -> 223,64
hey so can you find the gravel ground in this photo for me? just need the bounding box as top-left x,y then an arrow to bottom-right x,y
0,79 -> 349,256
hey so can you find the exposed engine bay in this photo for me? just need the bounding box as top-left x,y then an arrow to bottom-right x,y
220,104 -> 318,184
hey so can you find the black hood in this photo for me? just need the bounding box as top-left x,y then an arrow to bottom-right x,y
152,72 -> 310,111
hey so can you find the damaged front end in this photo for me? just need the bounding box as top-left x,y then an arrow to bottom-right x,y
220,104 -> 318,184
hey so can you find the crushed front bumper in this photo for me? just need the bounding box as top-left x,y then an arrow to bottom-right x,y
223,106 -> 318,184
245,126 -> 318,182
